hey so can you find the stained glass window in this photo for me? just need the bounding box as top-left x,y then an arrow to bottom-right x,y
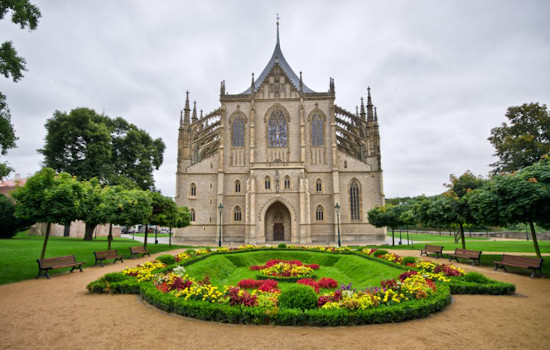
350,179 -> 360,221
311,114 -> 324,146
268,109 -> 287,148
232,116 -> 245,147
316,205 -> 324,221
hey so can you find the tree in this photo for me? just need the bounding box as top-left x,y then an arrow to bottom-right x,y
0,193 -> 32,238
468,157 -> 550,258
0,0 -> 41,178
11,168 -> 81,259
144,192 -> 177,248
368,204 -> 406,246
167,206 -> 191,247
489,103 -> 550,174
78,178 -> 110,241
39,108 -> 165,190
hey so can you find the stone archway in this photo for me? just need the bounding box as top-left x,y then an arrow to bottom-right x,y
264,201 -> 292,242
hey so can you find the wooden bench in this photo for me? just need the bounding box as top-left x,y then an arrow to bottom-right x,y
493,254 -> 543,278
448,248 -> 482,266
36,255 -> 85,279
129,246 -> 151,259
420,245 -> 444,258
93,249 -> 124,267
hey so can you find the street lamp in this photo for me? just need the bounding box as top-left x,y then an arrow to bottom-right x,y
334,203 -> 341,247
218,203 -> 224,248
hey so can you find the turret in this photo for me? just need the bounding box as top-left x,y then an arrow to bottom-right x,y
367,87 -> 374,122
360,97 -> 366,120
183,91 -> 190,125
192,101 -> 198,122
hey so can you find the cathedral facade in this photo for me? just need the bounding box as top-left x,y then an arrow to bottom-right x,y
174,25 -> 385,245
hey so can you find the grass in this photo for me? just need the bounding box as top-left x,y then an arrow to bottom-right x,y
183,251 -> 404,290
0,232 -> 186,285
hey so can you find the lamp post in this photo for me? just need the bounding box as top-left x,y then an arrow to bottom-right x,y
334,203 -> 341,247
218,203 -> 224,248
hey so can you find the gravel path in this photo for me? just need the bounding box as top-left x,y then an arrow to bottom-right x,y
1,248 -> 549,350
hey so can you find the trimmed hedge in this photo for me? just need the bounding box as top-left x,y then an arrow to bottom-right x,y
256,274 -> 317,283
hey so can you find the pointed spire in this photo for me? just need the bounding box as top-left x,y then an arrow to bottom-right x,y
299,71 -> 303,93
360,97 -> 366,120
183,90 -> 190,125
276,13 -> 280,45
180,110 -> 183,127
200,109 -> 203,119
367,86 -> 374,121
251,73 -> 255,95
192,101 -> 197,122
374,106 -> 378,122
356,106 -> 359,116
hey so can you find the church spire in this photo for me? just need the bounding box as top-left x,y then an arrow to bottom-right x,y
276,13 -> 280,45
183,90 -> 190,125
367,86 -> 374,122
192,101 -> 198,122
360,97 -> 366,120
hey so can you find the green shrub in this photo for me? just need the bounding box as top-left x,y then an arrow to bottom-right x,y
185,249 -> 196,256
278,243 -> 287,248
373,249 -> 388,257
156,254 -> 176,265
463,272 -> 491,283
402,256 -> 418,265
0,194 -> 32,239
278,284 -> 318,310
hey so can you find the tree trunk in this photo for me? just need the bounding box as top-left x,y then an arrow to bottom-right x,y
459,223 -> 466,249
107,223 -> 113,250
391,227 -> 395,246
40,223 -> 51,260
83,223 -> 96,241
169,227 -> 172,247
143,224 -> 148,249
528,220 -> 542,259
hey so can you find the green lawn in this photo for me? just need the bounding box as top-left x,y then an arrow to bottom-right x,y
0,233 -> 186,285
184,251 -> 404,290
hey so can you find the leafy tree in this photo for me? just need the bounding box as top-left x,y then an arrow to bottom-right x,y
78,178 -> 110,241
144,192 -> 177,248
468,157 -> 550,258
0,0 -> 41,178
166,206 -> 191,247
11,168 -> 81,259
0,193 -> 32,238
489,103 -> 550,174
0,93 -> 17,178
368,204 -> 406,246
39,108 -> 165,190
103,186 -> 152,250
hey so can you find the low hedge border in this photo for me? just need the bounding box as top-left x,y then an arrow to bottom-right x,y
448,279 -> 516,295
256,274 -> 317,282
138,282 -> 452,326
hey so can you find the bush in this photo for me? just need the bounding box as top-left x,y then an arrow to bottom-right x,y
278,243 -> 287,248
278,284 -> 319,310
156,255 -> 176,265
402,256 -> 418,265
185,249 -> 196,256
463,272 -> 491,283
0,194 -> 32,238
373,249 -> 388,257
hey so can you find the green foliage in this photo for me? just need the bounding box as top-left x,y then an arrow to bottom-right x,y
86,272 -> 139,294
274,284 -> 319,310
402,256 -> 418,265
278,243 -> 287,248
156,254 -> 176,265
448,275 -> 516,295
489,103 -> 550,174
0,92 -> 17,178
0,193 -> 31,238
102,186 -> 152,228
372,249 -> 388,257
39,108 -> 166,190
0,0 -> 41,30
463,272 -> 490,283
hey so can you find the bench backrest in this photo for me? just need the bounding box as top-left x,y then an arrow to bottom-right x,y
454,248 -> 482,258
130,246 -> 147,254
501,254 -> 542,267
38,255 -> 76,268
95,249 -> 118,259
425,245 -> 443,252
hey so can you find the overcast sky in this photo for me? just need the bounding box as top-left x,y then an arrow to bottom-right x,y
1,0 -> 549,198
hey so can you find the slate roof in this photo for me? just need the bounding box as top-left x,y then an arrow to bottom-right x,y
241,36 -> 315,95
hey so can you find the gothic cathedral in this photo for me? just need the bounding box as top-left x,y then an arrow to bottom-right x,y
174,23 -> 385,245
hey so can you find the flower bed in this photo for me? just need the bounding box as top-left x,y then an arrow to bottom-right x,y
88,245 -> 515,326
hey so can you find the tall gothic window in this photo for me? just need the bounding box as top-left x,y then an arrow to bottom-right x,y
349,179 -> 361,221
265,176 -> 271,190
232,116 -> 245,147
315,205 -> 324,221
268,109 -> 287,148
311,113 -> 324,146
233,206 -> 242,222
235,180 -> 241,193
190,183 -> 196,197
190,208 -> 196,222
316,178 -> 322,192
284,176 -> 290,190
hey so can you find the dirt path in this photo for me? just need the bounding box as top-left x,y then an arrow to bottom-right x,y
1,249 -> 549,350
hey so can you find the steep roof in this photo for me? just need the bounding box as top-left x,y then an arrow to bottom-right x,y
241,25 -> 315,94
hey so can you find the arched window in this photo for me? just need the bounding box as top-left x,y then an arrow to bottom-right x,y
190,183 -> 196,197
235,180 -> 241,193
316,178 -> 322,192
284,176 -> 290,190
267,109 -> 287,148
315,205 -> 324,221
232,116 -> 245,147
311,113 -> 324,146
190,208 -> 196,222
265,176 -> 271,190
349,179 -> 361,221
344,161 -> 348,169
233,206 -> 242,222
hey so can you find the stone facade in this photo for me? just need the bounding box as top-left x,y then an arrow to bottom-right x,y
174,25 -> 385,245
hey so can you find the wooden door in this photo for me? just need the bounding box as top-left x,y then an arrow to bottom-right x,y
273,223 -> 284,241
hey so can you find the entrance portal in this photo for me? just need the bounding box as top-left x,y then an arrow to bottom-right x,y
264,201 -> 291,242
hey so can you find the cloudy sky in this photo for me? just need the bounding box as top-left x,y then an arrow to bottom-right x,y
1,0 -> 549,198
